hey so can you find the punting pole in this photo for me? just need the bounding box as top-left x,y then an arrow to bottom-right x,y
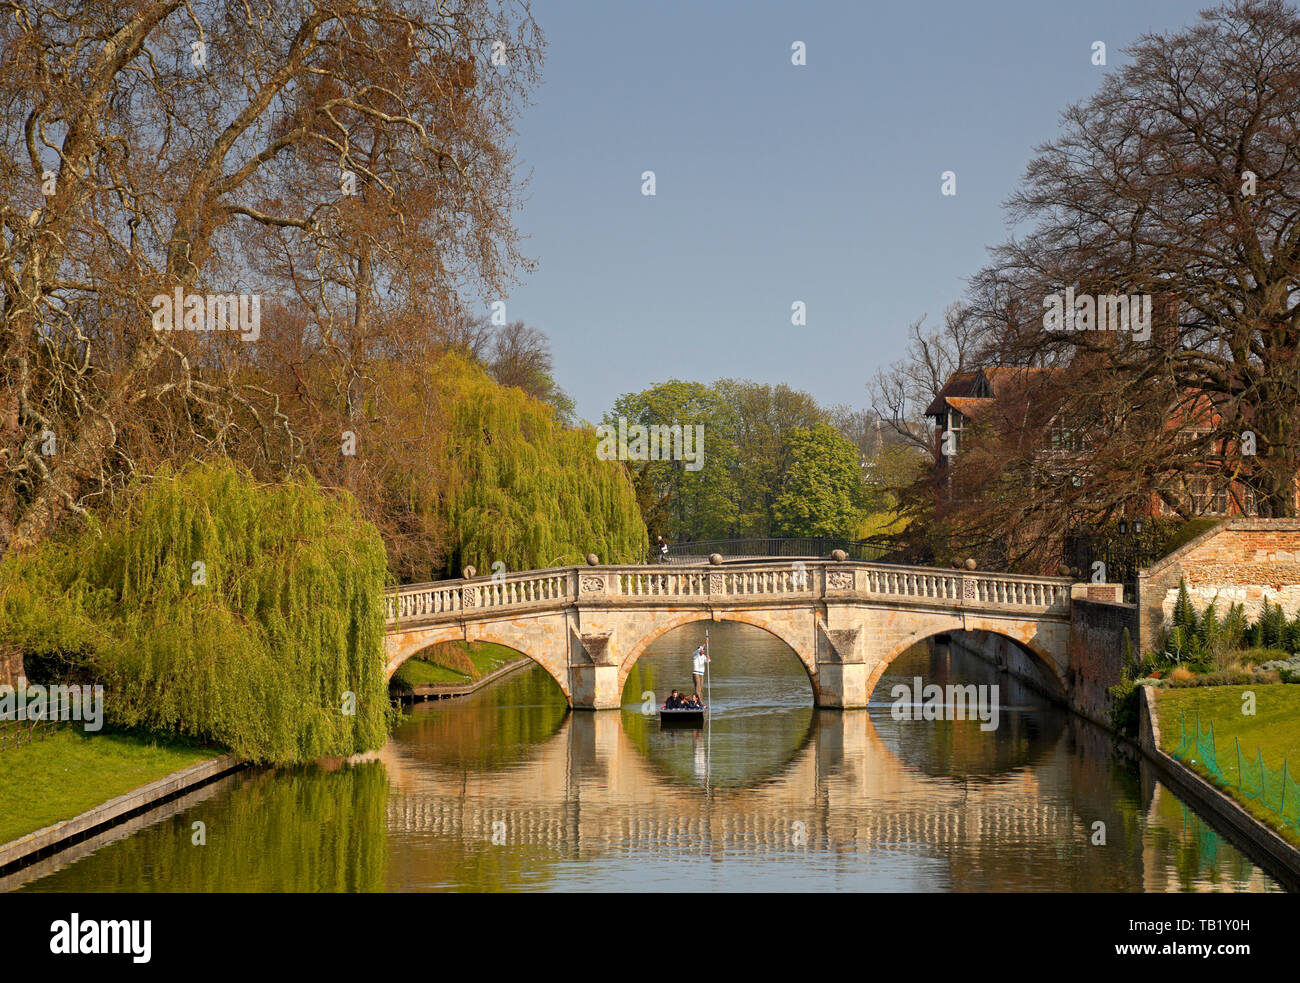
705,627 -> 712,797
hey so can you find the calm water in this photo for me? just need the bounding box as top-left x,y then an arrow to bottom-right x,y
9,622 -> 1282,892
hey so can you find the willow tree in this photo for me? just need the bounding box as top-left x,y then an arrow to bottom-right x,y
437,356 -> 646,576
0,461 -> 389,764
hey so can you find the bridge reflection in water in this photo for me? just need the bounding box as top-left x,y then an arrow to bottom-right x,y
13,623 -> 1282,893
377,623 -> 1279,892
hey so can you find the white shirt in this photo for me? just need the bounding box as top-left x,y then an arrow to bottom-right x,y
692,648 -> 709,675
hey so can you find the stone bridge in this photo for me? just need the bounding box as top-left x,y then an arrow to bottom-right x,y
385,561 -> 1074,709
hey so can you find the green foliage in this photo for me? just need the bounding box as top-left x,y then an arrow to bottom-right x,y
771,423 -> 868,538
1158,579 -> 1300,683
606,377 -> 881,542
1286,612 -> 1300,653
0,462 -> 390,764
1238,648 -> 1292,666
1172,580 -> 1198,635
1253,597 -> 1288,650
1222,602 -> 1249,651
1156,518 -> 1220,557
605,378 -> 739,542
1197,600 -> 1219,649
1108,665 -> 1143,738
442,356 -> 646,575
1166,667 -> 1277,687
716,379 -> 829,536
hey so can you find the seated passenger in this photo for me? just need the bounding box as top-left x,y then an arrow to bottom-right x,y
665,689 -> 681,709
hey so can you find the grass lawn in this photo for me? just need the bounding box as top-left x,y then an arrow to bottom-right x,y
1155,685 -> 1300,847
0,728 -> 219,846
391,641 -> 522,690
392,659 -> 472,686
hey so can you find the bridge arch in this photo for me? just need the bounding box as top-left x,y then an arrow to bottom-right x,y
616,611 -> 816,695
863,618 -> 1066,702
384,622 -> 572,701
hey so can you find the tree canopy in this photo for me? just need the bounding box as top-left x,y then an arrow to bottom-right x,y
0,461 -> 389,763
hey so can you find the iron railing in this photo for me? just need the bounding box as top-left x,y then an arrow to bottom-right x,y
649,536 -> 903,565
1062,530 -> 1160,604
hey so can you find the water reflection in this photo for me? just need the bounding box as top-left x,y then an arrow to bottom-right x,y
11,621 -> 1283,893
21,761 -> 391,893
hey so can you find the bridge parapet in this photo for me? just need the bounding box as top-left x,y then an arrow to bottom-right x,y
385,562 -> 1071,629
385,569 -> 574,625
384,562 -> 1075,710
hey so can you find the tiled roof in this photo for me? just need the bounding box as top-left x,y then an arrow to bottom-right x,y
944,397 -> 991,416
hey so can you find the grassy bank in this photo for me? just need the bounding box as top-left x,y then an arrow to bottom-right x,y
1154,686 -> 1300,848
0,729 -> 219,846
390,641 -> 523,691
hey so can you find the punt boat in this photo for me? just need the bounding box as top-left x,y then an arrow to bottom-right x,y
659,705 -> 707,726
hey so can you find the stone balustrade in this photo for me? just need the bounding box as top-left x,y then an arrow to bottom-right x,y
384,561 -> 1071,628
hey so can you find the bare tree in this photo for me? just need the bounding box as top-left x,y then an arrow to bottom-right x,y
0,0 -> 543,553
975,0 -> 1300,520
867,303 -> 982,459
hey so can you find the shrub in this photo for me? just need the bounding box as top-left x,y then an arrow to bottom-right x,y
1109,673 -> 1143,737
1238,647 -> 1291,667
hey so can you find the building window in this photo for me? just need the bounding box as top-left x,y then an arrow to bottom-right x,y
945,410 -> 965,456
1185,475 -> 1229,516
1049,426 -> 1086,453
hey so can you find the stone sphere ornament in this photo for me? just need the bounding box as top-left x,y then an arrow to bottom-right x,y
709,553 -> 723,565
586,553 -> 599,566
964,558 -> 977,571
830,549 -> 847,562
462,565 -> 476,579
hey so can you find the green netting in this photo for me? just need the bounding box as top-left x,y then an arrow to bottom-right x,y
1173,710 -> 1300,835
1173,709 -> 1220,774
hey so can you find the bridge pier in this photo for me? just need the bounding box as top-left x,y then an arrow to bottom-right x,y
570,663 -> 622,710
814,624 -> 869,708
814,663 -> 870,708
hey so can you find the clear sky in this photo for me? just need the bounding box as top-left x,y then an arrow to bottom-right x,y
501,0 -> 1207,423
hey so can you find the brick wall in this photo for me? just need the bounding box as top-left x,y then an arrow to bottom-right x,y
1067,598 -> 1139,726
1136,519 -> 1300,654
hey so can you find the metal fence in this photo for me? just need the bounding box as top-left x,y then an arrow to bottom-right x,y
1062,531 -> 1161,603
0,717 -> 68,752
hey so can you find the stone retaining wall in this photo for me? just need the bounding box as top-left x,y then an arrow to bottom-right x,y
1138,687 -> 1300,890
1137,519 -> 1300,654
0,755 -> 240,874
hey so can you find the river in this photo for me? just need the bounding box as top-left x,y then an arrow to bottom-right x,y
12,621 -> 1282,892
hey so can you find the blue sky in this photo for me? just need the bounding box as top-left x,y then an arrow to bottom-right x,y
500,0 -> 1207,422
